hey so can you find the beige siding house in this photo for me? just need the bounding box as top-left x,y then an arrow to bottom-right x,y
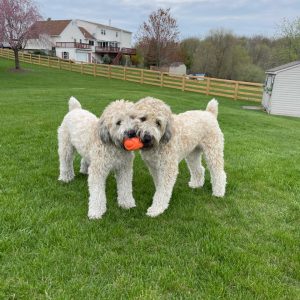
262,61 -> 300,117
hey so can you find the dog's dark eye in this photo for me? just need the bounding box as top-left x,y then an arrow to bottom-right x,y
140,117 -> 147,122
116,120 -> 121,126
156,120 -> 161,127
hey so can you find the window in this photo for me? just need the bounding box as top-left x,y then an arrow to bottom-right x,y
79,39 -> 82,43
89,40 -> 94,46
99,41 -> 108,48
101,29 -> 106,35
109,41 -> 118,48
62,52 -> 69,60
116,32 -> 118,37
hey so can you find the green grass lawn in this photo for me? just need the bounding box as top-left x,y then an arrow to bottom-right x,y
0,58 -> 299,299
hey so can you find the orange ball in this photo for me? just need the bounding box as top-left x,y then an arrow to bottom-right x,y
124,137 -> 144,151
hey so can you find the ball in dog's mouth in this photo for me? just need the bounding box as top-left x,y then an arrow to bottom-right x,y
123,137 -> 144,151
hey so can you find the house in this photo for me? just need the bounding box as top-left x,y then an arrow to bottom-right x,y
262,61 -> 300,117
26,19 -> 135,64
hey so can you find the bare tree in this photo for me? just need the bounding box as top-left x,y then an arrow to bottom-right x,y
0,0 -> 41,69
136,8 -> 180,67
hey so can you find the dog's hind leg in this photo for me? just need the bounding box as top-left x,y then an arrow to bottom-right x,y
80,158 -> 89,174
115,158 -> 136,210
58,125 -> 75,182
185,147 -> 205,188
202,139 -> 226,197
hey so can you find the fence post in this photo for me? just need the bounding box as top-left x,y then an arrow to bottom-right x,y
108,65 -> 111,79
69,59 -> 72,71
58,58 -> 61,69
93,63 -> 96,77
160,72 -> 163,87
38,55 -> 41,65
124,67 -> 127,81
206,78 -> 211,95
182,75 -> 186,91
141,69 -> 144,84
7,50 -> 10,59
234,81 -> 239,100
30,53 -> 32,64
48,56 -> 50,67
81,62 -> 83,74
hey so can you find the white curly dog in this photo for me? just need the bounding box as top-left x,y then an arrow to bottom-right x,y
58,97 -> 137,219
134,97 -> 227,217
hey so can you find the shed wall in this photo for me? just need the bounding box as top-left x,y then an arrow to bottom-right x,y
270,66 -> 300,117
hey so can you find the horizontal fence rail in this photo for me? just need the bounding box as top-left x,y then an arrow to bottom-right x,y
0,48 -> 263,102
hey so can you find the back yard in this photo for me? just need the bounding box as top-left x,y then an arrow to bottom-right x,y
0,58 -> 299,299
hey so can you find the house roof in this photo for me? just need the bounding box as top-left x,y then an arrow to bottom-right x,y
76,19 -> 132,34
79,27 -> 95,40
30,20 -> 71,38
266,61 -> 300,74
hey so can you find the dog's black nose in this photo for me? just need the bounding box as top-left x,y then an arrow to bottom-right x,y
127,129 -> 136,138
143,134 -> 152,144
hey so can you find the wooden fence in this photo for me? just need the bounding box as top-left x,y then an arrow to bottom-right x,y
0,48 -> 263,102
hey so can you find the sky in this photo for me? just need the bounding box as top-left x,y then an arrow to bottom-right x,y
36,0 -> 300,40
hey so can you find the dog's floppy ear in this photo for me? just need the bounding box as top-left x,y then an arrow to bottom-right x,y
161,118 -> 174,144
98,120 -> 111,144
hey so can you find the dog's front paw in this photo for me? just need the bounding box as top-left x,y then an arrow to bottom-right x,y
79,168 -> 88,175
146,205 -> 167,217
88,208 -> 106,220
212,190 -> 225,198
58,174 -> 74,183
118,198 -> 136,210
188,179 -> 204,189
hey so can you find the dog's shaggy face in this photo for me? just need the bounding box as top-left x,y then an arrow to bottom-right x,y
134,97 -> 174,149
99,100 -> 136,148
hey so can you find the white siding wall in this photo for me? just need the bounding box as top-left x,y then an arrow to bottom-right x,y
270,66 -> 300,117
56,48 -> 76,60
76,20 -> 97,38
55,22 -> 92,61
59,21 -> 88,43
56,48 -> 91,62
119,31 -> 132,48
76,20 -> 132,48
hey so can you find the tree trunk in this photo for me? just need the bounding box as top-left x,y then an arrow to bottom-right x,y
13,49 -> 20,70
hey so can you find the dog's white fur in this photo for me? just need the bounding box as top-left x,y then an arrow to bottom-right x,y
58,96 -> 136,219
134,97 -> 226,217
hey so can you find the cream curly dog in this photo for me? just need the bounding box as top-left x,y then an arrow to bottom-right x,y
134,97 -> 226,217
58,97 -> 137,219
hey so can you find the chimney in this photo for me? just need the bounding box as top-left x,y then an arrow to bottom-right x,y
47,17 -> 51,21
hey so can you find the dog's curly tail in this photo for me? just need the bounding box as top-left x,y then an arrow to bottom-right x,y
206,98 -> 218,118
69,96 -> 82,111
